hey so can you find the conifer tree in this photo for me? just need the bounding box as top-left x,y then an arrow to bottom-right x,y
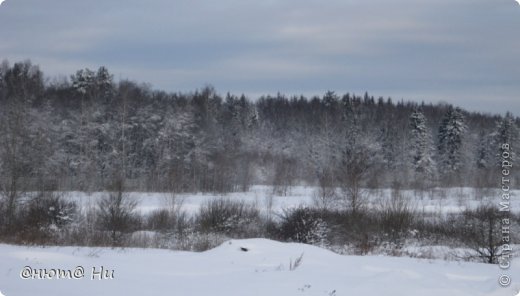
437,107 -> 466,179
409,109 -> 435,185
495,112 -> 518,165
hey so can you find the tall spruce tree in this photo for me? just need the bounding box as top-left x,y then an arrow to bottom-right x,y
437,107 -> 466,181
495,112 -> 518,165
409,109 -> 435,185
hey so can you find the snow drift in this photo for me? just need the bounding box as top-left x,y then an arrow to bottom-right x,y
0,239 -> 518,296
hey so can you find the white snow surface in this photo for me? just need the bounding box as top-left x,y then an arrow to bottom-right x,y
61,186 -> 520,216
0,239 -> 518,296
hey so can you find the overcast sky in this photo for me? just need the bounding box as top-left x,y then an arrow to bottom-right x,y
0,0 -> 519,114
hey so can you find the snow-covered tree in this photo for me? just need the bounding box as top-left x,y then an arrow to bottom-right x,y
71,67 -> 113,101
437,107 -> 466,179
0,61 -> 46,229
338,102 -> 381,213
495,112 -> 518,164
308,92 -> 343,204
159,107 -> 197,192
71,68 -> 95,95
472,130 -> 497,187
409,109 -> 436,185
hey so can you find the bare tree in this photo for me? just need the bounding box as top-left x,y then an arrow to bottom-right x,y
96,179 -> 137,246
338,136 -> 380,214
459,205 -> 504,264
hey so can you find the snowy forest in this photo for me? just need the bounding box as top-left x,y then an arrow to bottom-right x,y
0,60 -> 518,194
0,60 -> 519,262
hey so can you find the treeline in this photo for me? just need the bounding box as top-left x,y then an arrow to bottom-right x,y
0,60 -> 518,194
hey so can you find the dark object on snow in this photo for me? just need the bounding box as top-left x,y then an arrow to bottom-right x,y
240,247 -> 249,252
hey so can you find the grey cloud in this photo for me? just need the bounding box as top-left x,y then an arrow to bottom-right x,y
0,0 -> 518,114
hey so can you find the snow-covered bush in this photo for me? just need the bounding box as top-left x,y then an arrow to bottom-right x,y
18,192 -> 77,243
279,207 -> 328,246
174,231 -> 228,252
196,198 -> 261,237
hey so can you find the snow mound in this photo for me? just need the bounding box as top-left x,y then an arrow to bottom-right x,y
206,238 -> 334,258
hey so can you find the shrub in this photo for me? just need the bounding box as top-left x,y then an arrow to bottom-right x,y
96,191 -> 138,246
196,198 -> 261,237
14,192 -> 77,244
146,208 -> 190,234
24,193 -> 76,228
321,209 -> 380,254
378,189 -> 415,243
147,209 -> 175,231
174,232 -> 227,252
457,204 -> 503,263
279,207 -> 328,246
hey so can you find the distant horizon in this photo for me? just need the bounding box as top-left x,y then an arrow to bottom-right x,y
26,60 -> 512,117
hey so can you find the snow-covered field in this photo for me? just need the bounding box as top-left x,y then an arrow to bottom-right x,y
61,186 -> 520,216
1,186 -> 517,295
0,239 -> 518,296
